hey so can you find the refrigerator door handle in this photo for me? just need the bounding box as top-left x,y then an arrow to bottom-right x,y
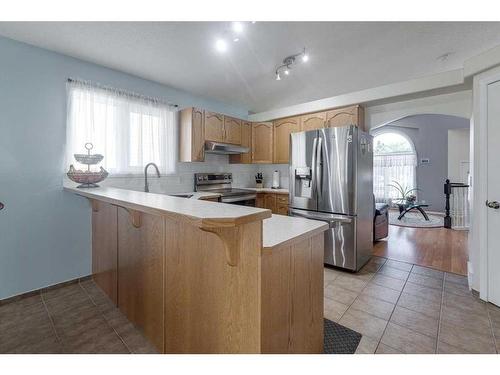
289,208 -> 353,226
316,136 -> 323,199
311,137 -> 318,196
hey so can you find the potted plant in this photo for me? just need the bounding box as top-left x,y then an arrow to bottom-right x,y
388,180 -> 420,212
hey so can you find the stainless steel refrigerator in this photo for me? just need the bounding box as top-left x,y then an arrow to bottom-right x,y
289,125 -> 373,271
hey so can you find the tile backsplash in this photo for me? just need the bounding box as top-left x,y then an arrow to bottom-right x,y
98,153 -> 289,194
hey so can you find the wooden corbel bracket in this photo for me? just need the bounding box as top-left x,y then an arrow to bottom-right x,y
201,226 -> 241,267
125,208 -> 142,228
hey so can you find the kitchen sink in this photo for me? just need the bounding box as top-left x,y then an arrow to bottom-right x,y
169,193 -> 194,198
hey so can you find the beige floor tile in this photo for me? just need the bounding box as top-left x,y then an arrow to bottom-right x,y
439,320 -> 496,354
403,282 -> 442,304
437,341 -> 470,354
4,335 -> 63,354
380,322 -> 436,354
324,284 -> 359,305
441,304 -> 492,336
355,336 -> 379,354
385,259 -> 413,272
445,273 -> 468,286
442,291 -> 488,316
407,273 -> 443,290
362,283 -> 401,304
396,292 -> 441,319
339,308 -> 388,341
411,265 -> 444,280
359,262 -> 383,274
350,294 -> 395,320
390,305 -> 439,338
369,256 -> 387,266
324,297 -> 349,322
378,265 -> 410,280
324,268 -> 341,283
332,275 -> 369,293
375,343 -> 403,354
444,281 -> 472,297
371,274 -> 406,292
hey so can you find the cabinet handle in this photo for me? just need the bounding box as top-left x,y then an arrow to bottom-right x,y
0,202 -> 4,211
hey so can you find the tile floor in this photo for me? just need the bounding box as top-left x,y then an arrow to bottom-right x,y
1,257 -> 499,354
325,256 -> 500,354
0,278 -> 157,354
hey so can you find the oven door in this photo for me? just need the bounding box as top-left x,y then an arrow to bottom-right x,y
220,194 -> 257,207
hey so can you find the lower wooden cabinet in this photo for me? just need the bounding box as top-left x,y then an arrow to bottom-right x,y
256,193 -> 289,215
117,208 -> 165,352
91,200 -> 118,305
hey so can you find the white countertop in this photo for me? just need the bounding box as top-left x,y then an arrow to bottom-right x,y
64,184 -> 270,228
65,184 -> 325,249
262,214 -> 328,251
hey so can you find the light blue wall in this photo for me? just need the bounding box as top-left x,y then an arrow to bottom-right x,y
0,36 -> 248,300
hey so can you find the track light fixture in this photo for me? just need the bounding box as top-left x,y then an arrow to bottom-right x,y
275,48 -> 309,81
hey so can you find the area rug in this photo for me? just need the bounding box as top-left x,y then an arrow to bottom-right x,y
324,318 -> 362,354
389,209 -> 443,228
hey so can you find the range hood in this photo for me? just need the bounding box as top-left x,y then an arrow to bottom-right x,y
204,141 -> 250,155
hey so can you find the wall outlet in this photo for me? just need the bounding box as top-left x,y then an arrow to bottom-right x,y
420,158 -> 430,164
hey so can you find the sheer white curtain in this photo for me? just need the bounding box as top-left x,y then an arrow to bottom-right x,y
373,153 -> 417,203
66,80 -> 177,175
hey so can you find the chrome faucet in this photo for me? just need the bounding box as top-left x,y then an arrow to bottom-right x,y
144,162 -> 161,192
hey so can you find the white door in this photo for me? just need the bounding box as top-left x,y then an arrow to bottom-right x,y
486,80 -> 500,306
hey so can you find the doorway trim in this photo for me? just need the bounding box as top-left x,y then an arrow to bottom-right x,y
472,65 -> 500,301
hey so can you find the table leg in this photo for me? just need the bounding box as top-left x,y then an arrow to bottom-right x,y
416,207 -> 430,221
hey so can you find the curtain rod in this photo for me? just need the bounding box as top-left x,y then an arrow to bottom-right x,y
67,78 -> 178,108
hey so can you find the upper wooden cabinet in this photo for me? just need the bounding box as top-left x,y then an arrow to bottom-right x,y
179,107 -> 205,162
224,116 -> 242,145
252,122 -> 273,164
204,111 -> 225,142
273,117 -> 300,164
229,121 -> 252,164
326,105 -> 365,130
300,112 -> 326,131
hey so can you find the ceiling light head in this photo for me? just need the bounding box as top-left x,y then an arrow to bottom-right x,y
215,39 -> 228,53
233,37 -> 239,42
232,22 -> 244,34
284,69 -> 290,75
275,72 -> 281,81
302,53 -> 309,62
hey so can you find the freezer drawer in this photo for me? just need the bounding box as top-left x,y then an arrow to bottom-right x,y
289,208 -> 366,271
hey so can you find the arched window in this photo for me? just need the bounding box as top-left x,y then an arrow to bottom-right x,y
373,131 -> 417,204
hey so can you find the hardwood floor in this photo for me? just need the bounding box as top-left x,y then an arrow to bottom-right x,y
373,225 -> 468,275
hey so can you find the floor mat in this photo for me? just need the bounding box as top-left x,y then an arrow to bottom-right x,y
324,318 -> 362,354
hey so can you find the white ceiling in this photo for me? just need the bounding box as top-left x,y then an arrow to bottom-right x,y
1,22 -> 500,113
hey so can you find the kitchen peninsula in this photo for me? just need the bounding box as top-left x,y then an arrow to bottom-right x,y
64,185 -> 328,354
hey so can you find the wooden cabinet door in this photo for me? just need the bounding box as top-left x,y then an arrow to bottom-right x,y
204,111 -> 224,142
229,121 -> 252,164
326,105 -> 364,130
117,209 -> 165,352
91,200 -> 118,305
191,108 -> 205,161
273,117 -> 299,164
223,116 -> 242,145
300,112 -> 326,131
264,193 -> 277,213
276,195 -> 289,215
252,122 -> 273,163
256,193 -> 265,208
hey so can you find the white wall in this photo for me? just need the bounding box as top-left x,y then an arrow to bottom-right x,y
447,128 -> 471,184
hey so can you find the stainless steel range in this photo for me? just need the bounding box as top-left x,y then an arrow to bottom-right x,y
194,173 -> 256,206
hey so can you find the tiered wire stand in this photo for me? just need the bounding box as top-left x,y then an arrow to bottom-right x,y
67,143 -> 108,188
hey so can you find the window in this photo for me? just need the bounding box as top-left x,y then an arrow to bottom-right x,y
373,132 -> 417,203
66,80 -> 176,175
